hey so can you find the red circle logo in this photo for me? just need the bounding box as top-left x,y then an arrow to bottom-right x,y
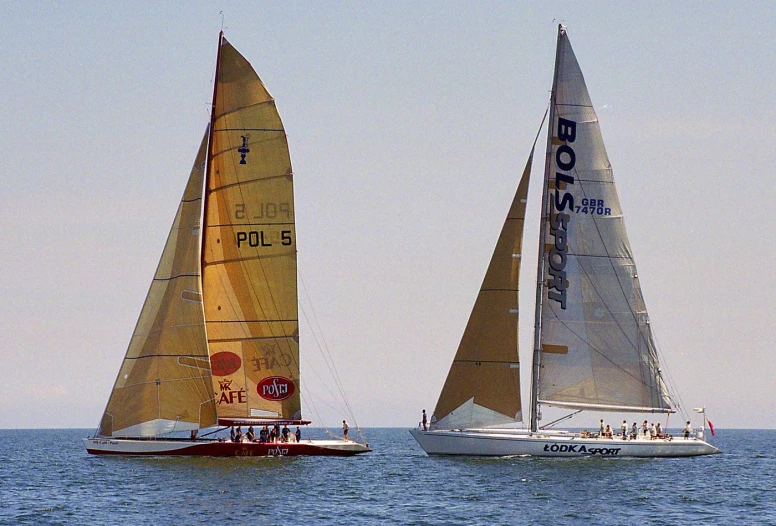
257,376 -> 295,401
210,352 -> 242,377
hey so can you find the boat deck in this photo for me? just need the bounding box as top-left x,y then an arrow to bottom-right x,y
83,437 -> 371,457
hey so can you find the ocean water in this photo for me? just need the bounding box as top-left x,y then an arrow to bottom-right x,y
0,428 -> 773,525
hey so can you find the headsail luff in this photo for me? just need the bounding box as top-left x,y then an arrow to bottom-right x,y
202,35 -> 302,421
98,130 -> 217,437
431,149 -> 535,429
535,26 -> 672,414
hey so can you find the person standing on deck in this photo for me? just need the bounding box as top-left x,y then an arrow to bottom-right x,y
422,409 -> 428,431
683,421 -> 693,439
599,419 -> 605,437
342,420 -> 349,441
295,426 -> 301,443
631,422 -> 638,440
620,420 -> 628,439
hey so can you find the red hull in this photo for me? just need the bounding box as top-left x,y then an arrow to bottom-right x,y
84,438 -> 369,457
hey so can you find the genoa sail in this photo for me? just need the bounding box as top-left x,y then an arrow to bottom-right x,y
98,130 -> 217,437
535,27 -> 672,414
202,35 -> 302,421
431,148 -> 536,429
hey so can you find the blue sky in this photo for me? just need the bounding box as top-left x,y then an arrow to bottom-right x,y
1,1 -> 774,430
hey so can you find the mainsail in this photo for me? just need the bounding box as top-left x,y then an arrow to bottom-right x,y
534,26 -> 672,415
431,150 -> 535,429
98,131 -> 217,437
202,35 -> 302,421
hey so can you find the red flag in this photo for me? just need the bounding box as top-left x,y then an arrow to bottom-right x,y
708,420 -> 715,436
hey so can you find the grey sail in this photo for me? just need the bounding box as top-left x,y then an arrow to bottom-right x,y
535,27 -> 673,414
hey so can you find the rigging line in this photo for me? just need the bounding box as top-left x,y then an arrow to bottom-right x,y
545,300 -> 655,388
648,323 -> 688,419
299,272 -> 364,434
571,168 -> 660,367
304,389 -> 364,443
568,172 -> 642,349
297,295 -> 356,419
299,387 -> 329,435
565,248 -> 639,352
305,389 -> 348,417
295,324 -> 352,418
561,164 -> 661,393
298,278 -> 366,443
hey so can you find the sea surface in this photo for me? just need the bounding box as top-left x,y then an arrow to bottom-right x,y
0,428 -> 773,525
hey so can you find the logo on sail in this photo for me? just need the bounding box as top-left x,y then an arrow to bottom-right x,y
257,376 -> 295,401
217,378 -> 247,405
210,351 -> 242,377
547,117 -> 577,310
251,344 -> 293,372
237,135 -> 250,164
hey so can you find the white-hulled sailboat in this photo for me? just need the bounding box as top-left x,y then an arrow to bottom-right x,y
410,26 -> 719,458
83,33 -> 369,457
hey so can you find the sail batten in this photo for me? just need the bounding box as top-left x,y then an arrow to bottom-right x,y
539,401 -> 675,413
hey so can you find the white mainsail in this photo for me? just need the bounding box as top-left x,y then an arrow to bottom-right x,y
534,26 -> 673,416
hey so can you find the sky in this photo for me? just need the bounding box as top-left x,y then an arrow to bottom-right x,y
1,1 -> 774,431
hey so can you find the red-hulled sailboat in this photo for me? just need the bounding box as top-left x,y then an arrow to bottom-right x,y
84,32 -> 369,457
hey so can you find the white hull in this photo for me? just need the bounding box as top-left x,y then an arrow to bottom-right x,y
83,437 -> 370,456
410,428 -> 720,458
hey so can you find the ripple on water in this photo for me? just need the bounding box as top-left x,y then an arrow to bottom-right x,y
0,429 -> 774,525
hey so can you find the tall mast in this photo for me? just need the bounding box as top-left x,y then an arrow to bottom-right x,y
200,31 -> 224,298
199,31 -> 223,423
530,25 -> 564,433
